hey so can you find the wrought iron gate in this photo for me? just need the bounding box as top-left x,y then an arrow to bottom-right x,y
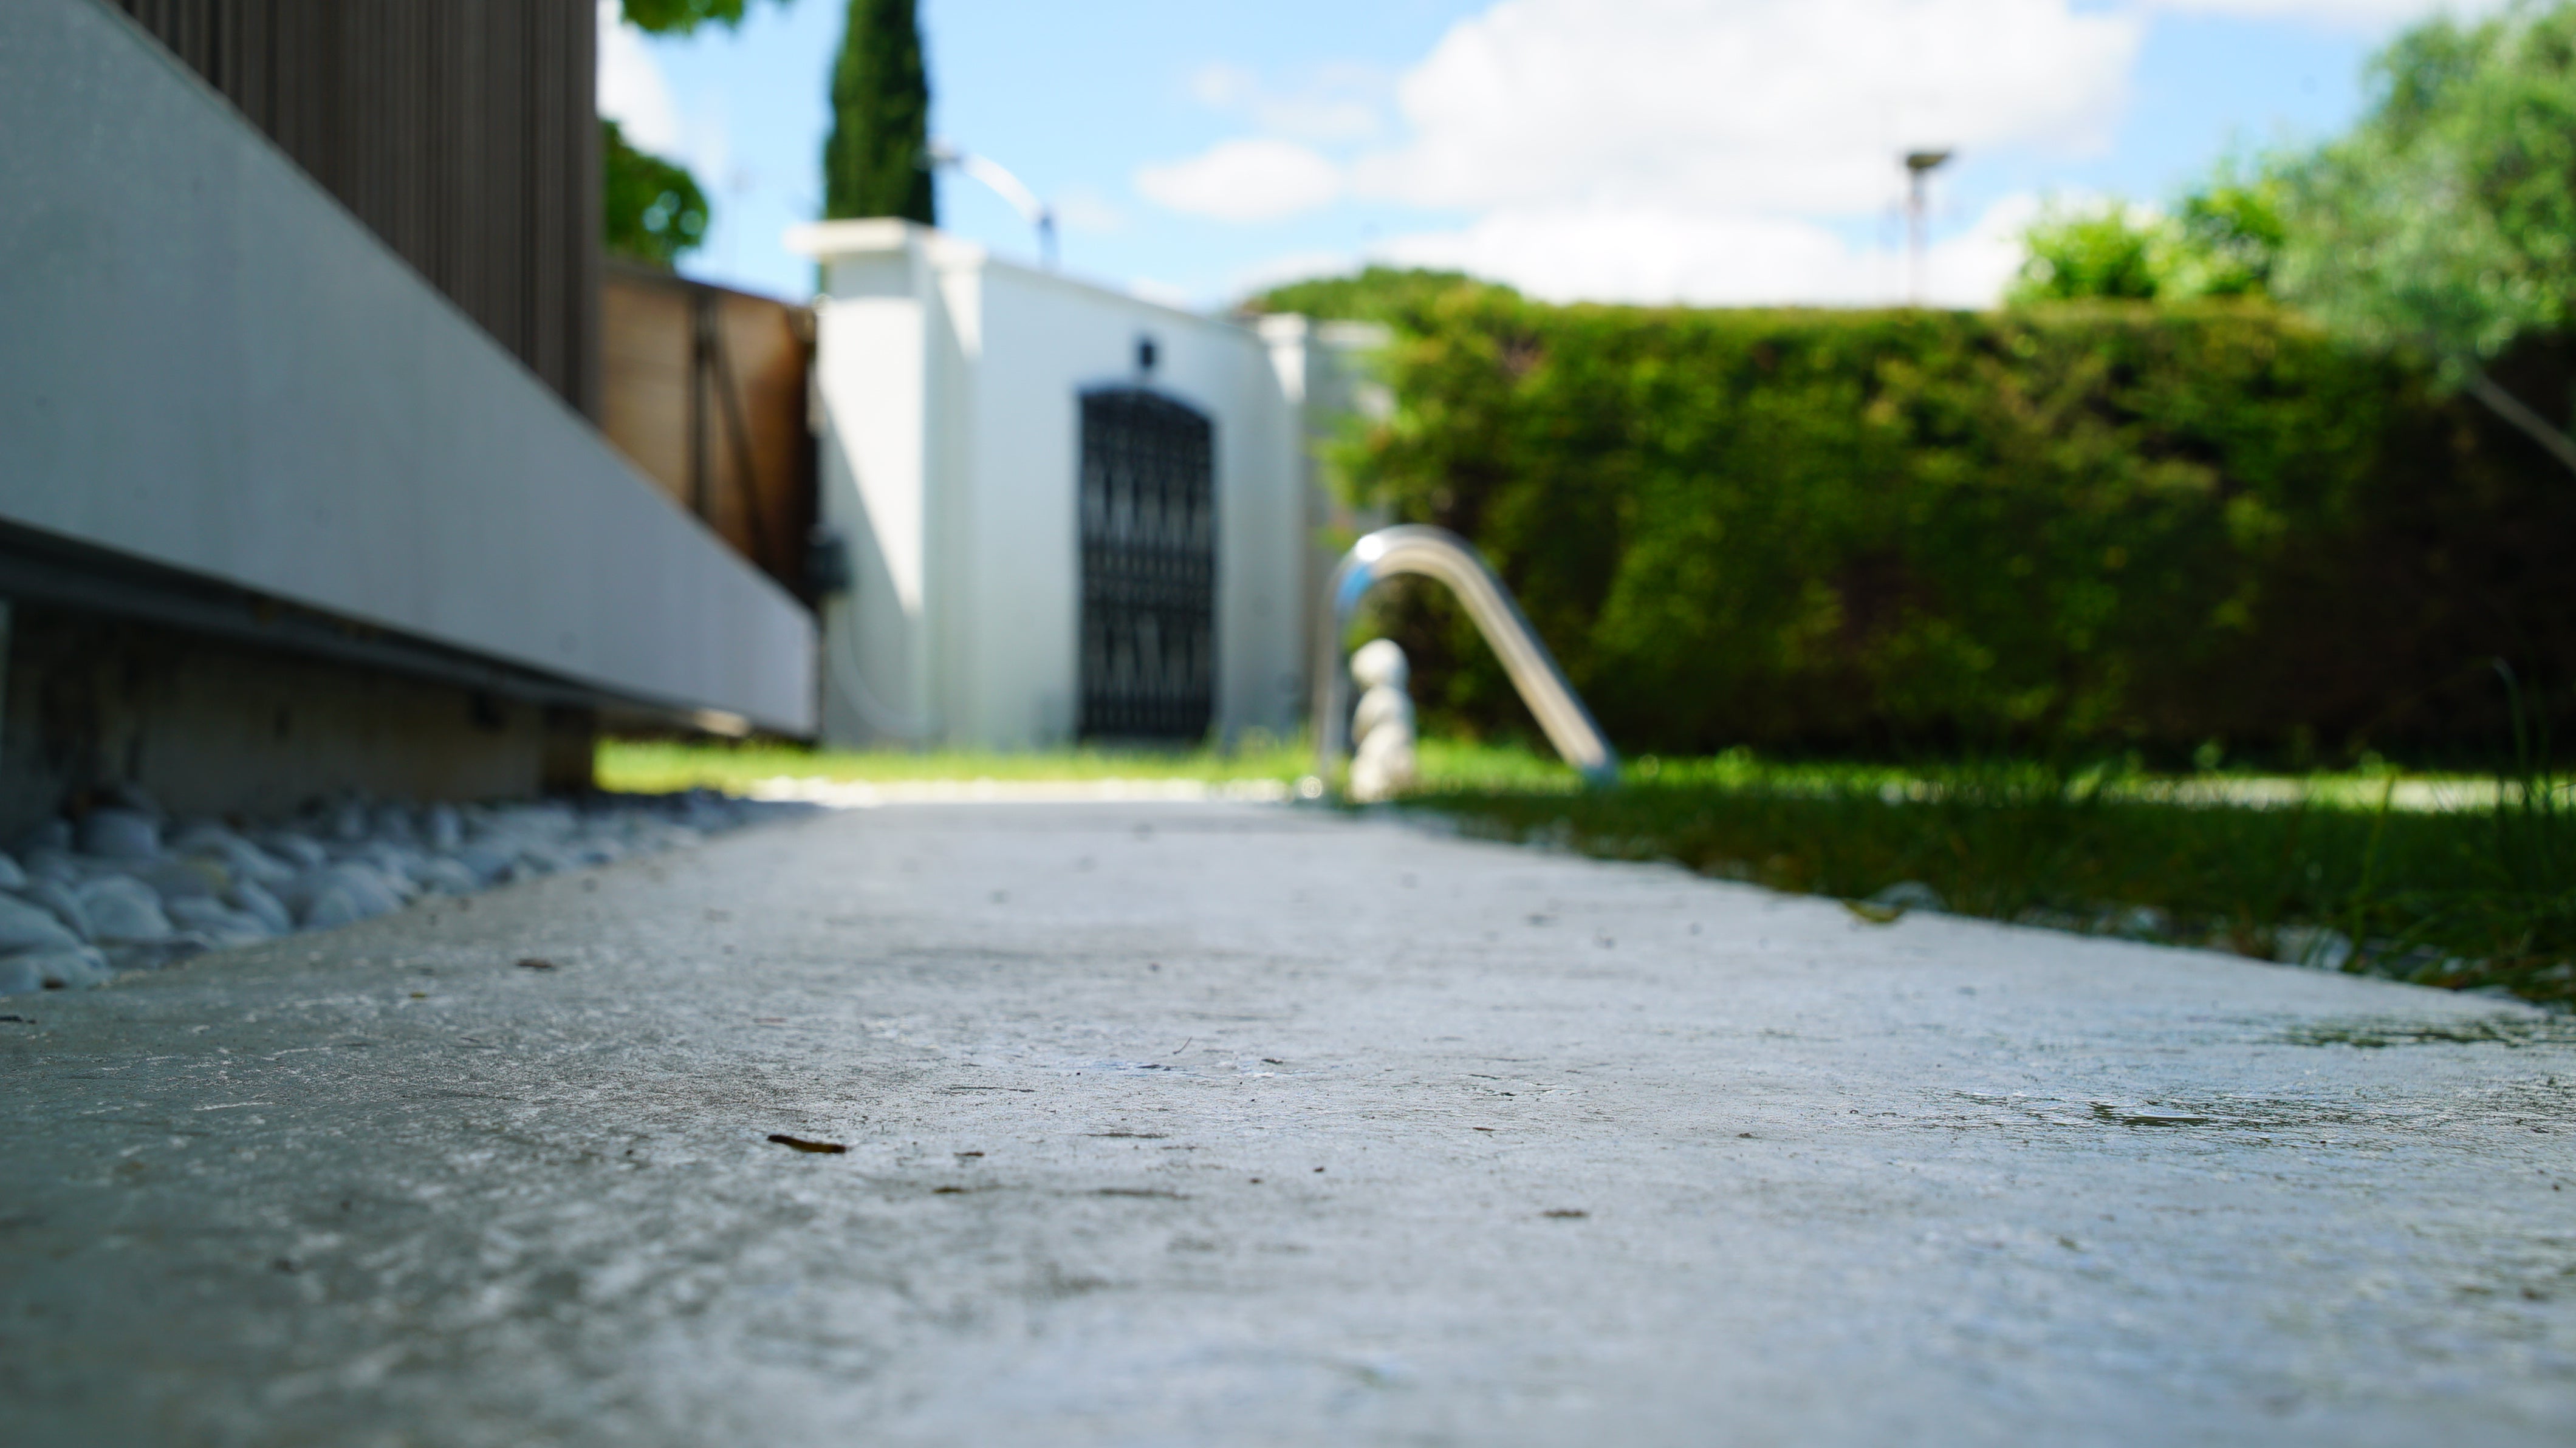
1078,388 -> 1215,740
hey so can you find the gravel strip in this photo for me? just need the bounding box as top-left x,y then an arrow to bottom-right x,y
0,788 -> 811,995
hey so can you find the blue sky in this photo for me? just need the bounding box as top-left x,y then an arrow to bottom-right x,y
602,0 -> 2483,310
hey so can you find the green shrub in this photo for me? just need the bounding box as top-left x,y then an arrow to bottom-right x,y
1340,282 -> 2576,765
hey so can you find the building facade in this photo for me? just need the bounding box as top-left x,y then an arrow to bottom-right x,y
790,222 -> 1377,752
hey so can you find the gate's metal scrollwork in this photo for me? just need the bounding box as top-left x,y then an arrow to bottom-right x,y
1078,388 -> 1216,741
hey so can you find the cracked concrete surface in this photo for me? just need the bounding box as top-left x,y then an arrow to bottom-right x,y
4,801 -> 2574,1446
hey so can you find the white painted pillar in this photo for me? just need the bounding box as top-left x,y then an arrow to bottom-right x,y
797,222 -> 943,747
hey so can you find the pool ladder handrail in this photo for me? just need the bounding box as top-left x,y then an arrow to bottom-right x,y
1313,525 -> 1619,789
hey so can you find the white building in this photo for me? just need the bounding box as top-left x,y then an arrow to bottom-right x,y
787,221 -> 1382,753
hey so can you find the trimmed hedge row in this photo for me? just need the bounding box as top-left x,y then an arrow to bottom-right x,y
1341,285 -> 2576,764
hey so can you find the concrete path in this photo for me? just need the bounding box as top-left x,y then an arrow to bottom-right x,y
5,802 -> 2574,1446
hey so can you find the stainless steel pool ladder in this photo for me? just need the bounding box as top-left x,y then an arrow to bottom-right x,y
1312,525 -> 1619,789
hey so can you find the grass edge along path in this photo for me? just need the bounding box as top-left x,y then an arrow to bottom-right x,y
595,737 -> 1578,794
601,738 -> 2571,1008
1403,765 -> 2575,1011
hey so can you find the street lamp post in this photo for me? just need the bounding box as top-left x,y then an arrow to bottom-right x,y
923,142 -> 1057,270
1903,149 -> 1953,306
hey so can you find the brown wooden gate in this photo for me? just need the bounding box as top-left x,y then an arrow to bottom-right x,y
598,264 -> 817,599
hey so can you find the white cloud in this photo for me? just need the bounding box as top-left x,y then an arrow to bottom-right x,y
2140,0 -> 2502,26
1186,61 -> 1386,143
597,0 -> 682,155
1372,193 -> 2040,309
1190,62 -> 1258,110
1190,0 -> 2485,307
1136,138 -> 1345,223
1351,0 -> 2139,218
1054,184 -> 1128,235
1228,248 -> 1366,301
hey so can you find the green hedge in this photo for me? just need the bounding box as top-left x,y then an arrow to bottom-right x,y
1341,284 -> 2576,764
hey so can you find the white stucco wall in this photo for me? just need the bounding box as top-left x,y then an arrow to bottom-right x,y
1259,314 -> 1395,712
794,221 -> 1310,752
0,0 -> 816,733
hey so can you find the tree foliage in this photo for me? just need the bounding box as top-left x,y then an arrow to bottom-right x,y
620,0 -> 785,35
2265,2 -> 2576,471
2007,172 -> 2284,307
604,2 -> 779,263
2004,5 -> 2576,472
2166,171 -> 2286,299
601,119 -> 710,266
1242,267 -> 1488,321
2275,3 -> 2576,376
823,0 -> 934,223
2007,203 -> 2167,304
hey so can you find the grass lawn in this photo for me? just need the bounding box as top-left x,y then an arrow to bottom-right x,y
1407,757 -> 2574,1009
601,736 -> 2572,1008
595,736 -> 1579,794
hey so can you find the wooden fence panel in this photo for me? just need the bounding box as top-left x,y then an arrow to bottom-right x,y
600,264 -> 817,599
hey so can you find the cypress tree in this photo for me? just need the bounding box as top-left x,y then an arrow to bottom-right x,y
821,0 -> 935,224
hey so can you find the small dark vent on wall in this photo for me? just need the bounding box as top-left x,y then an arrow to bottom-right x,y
107,0 -> 602,417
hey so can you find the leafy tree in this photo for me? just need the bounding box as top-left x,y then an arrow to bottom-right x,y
602,2 -> 788,264
823,0 -> 935,223
602,120 -> 710,266
620,0 -> 785,35
2006,173 -> 2285,307
2007,202 -> 2167,304
2273,1 -> 2576,475
2163,166 -> 2287,299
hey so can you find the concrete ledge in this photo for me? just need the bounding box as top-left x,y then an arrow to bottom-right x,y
0,0 -> 815,734
0,604 -> 594,832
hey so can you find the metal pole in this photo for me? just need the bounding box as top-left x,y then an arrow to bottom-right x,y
1902,149 -> 1951,307
924,142 -> 1058,270
1907,169 -> 1926,306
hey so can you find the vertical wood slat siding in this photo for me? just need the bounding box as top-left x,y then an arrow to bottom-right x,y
109,1 -> 601,418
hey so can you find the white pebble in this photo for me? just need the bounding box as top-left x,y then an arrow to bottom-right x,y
165,896 -> 275,944
411,858 -> 483,896
17,946 -> 111,990
453,844 -> 515,883
425,804 -> 464,852
171,826 -> 298,886
0,893 -> 83,953
255,832 -> 330,870
4,791 -> 793,986
300,884 -> 371,930
0,954 -> 41,996
78,808 -> 163,861
140,858 -> 228,903
78,875 -> 176,943
227,880 -> 293,935
21,849 -> 81,886
23,878 -> 92,941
